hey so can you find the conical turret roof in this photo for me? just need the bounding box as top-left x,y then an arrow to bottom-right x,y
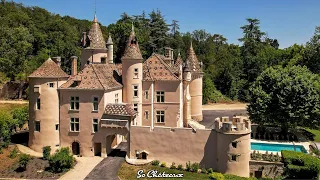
186,41 -> 201,72
29,58 -> 69,78
122,24 -> 143,60
88,15 -> 106,49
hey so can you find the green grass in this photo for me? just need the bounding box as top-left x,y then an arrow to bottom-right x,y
304,127 -> 320,142
0,103 -> 28,113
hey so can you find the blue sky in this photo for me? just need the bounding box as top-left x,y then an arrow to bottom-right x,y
14,0 -> 320,48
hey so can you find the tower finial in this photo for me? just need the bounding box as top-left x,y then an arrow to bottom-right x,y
131,21 -> 134,33
93,0 -> 97,22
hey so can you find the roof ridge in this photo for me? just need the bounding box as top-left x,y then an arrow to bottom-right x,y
153,54 -> 179,80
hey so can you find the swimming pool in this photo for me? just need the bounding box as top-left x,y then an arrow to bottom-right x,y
251,142 -> 307,153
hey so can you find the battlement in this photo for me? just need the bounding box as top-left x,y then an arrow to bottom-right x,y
214,116 -> 251,134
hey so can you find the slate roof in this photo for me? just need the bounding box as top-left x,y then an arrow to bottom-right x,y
87,15 -> 106,49
122,26 -> 143,60
143,53 -> 180,81
28,58 -> 69,78
173,53 -> 183,74
186,42 -> 202,72
60,64 -> 122,90
104,103 -> 137,116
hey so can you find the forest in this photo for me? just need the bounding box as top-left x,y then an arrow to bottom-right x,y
1,0 -> 320,103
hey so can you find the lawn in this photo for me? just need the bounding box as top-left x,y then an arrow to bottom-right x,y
303,127 -> 320,142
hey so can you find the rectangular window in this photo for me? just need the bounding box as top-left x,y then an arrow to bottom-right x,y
156,110 -> 165,123
49,83 -> 54,88
156,91 -> 165,103
35,121 -> 40,132
70,96 -> 79,110
36,98 -> 40,110
93,97 -> 99,111
101,57 -> 106,64
55,124 -> 59,131
115,93 -> 119,103
133,68 -> 138,79
145,91 -> 149,100
231,155 -> 237,161
70,118 -> 80,132
133,103 -> 138,112
92,119 -> 98,133
133,85 -> 138,97
145,111 -> 149,120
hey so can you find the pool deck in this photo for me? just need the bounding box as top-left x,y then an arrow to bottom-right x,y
250,139 -> 311,155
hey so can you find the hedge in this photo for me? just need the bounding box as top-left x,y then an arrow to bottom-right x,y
281,150 -> 320,179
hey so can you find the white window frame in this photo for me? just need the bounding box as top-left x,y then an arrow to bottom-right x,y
156,91 -> 165,103
115,93 -> 119,104
35,120 -> 40,132
145,111 -> 149,120
49,82 -> 54,88
156,110 -> 165,123
92,119 -> 99,133
36,97 -> 40,110
92,96 -> 99,111
133,68 -> 138,79
133,85 -> 139,98
133,103 -> 138,112
70,96 -> 79,110
70,118 -> 80,132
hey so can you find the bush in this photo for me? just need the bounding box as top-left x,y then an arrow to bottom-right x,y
201,168 -> 207,174
42,146 -> 51,160
209,172 -> 225,180
185,161 -> 191,171
191,162 -> 200,172
170,162 -> 176,169
151,160 -> 160,166
281,150 -> 320,179
18,154 -> 30,171
9,147 -> 18,158
160,162 -> 166,167
49,147 -> 75,173
0,147 -> 3,154
177,164 -> 183,171
207,168 -> 213,174
1,141 -> 9,148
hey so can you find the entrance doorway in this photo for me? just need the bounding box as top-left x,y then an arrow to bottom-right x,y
72,142 -> 80,155
94,143 -> 101,156
106,134 -> 127,157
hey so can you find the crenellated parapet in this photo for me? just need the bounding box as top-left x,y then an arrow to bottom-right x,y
214,116 -> 251,134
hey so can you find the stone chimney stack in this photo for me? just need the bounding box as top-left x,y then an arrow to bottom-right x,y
52,57 -> 61,67
71,56 -> 78,76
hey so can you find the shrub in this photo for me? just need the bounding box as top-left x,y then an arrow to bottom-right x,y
0,147 -> 3,154
209,172 -> 225,180
49,147 -> 75,173
256,151 -> 262,160
191,162 -> 200,172
185,161 -> 191,171
170,162 -> 176,169
201,168 -> 207,174
42,146 -> 51,160
9,147 -> 18,158
177,164 -> 183,171
207,168 -> 213,174
151,160 -> 160,166
281,150 -> 320,179
160,162 -> 166,167
18,154 -> 30,171
1,141 -> 9,148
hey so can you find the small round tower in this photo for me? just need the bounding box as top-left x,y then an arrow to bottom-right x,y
28,58 -> 69,153
214,116 -> 251,177
121,24 -> 143,126
106,33 -> 114,64
186,42 -> 203,121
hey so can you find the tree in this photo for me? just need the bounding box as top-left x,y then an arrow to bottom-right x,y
248,65 -> 320,133
11,106 -> 28,130
303,26 -> 320,74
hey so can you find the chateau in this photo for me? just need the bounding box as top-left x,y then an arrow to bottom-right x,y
28,15 -> 251,177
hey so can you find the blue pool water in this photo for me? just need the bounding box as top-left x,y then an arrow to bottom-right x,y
251,142 -> 307,153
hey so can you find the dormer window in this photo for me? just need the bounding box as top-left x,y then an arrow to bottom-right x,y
131,37 -> 137,45
101,57 -> 106,64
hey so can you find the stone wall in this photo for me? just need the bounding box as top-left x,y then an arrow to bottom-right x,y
249,160 -> 284,179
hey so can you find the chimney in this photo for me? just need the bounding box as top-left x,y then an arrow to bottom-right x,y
52,57 -> 61,67
82,32 -> 87,47
71,56 -> 78,76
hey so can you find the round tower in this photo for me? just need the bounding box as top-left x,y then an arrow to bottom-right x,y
28,58 -> 69,153
80,14 -> 108,69
106,33 -> 114,64
187,42 -> 203,121
122,24 -> 143,126
214,116 -> 251,177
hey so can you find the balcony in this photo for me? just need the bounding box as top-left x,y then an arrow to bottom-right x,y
101,119 -> 129,129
